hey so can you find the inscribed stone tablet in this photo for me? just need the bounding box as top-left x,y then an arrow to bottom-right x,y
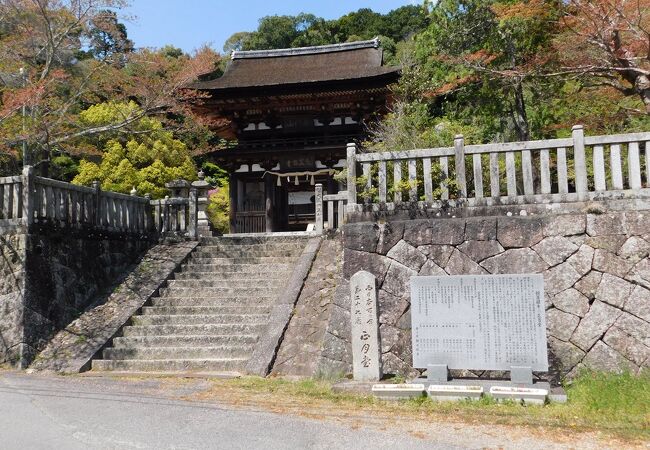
410,275 -> 548,371
350,270 -> 382,381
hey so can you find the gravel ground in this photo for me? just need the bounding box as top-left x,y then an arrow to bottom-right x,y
0,371 -> 638,450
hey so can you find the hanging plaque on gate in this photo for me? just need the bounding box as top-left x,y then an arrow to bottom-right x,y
410,275 -> 548,371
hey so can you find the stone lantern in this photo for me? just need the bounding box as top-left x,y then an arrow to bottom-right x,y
165,179 -> 191,198
191,170 -> 212,237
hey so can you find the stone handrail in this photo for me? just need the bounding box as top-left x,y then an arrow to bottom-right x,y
315,184 -> 348,232
150,193 -> 197,239
0,166 -> 198,239
0,174 -> 25,223
323,191 -> 348,230
347,126 -> 650,208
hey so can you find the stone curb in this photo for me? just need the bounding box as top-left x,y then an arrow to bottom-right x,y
245,237 -> 322,376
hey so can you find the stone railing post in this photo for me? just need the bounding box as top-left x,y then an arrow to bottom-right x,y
91,180 -> 101,228
314,183 -> 323,233
454,134 -> 467,198
188,187 -> 198,240
21,165 -> 34,227
144,193 -> 153,232
346,143 -> 357,207
572,125 -> 588,196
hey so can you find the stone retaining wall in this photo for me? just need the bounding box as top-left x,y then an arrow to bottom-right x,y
335,209 -> 650,379
1,227 -> 151,367
0,226 -> 27,366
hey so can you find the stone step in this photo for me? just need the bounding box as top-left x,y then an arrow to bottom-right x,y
186,257 -> 299,265
131,314 -> 268,326
122,323 -> 266,337
150,297 -> 275,307
174,271 -> 292,280
92,358 -> 247,372
192,249 -> 302,258
180,264 -> 294,273
165,279 -> 283,289
200,236 -> 310,245
199,242 -> 306,252
141,305 -> 270,315
112,335 -> 259,348
159,286 -> 280,297
103,345 -> 254,360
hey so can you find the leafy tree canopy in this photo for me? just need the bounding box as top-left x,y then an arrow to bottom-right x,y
223,5 -> 429,52
73,102 -> 197,197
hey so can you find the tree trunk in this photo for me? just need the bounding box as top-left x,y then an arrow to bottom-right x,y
512,79 -> 530,141
635,74 -> 650,114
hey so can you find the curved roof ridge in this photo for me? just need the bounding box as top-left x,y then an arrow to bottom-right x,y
231,37 -> 380,60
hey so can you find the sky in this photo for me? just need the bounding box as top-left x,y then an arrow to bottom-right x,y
123,0 -> 417,53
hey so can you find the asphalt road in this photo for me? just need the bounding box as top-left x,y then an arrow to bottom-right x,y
0,371 -> 462,450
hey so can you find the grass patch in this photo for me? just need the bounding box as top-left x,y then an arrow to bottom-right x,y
195,370 -> 649,443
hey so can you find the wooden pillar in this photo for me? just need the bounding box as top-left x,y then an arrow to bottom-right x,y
229,173 -> 238,234
265,173 -> 274,233
327,173 -> 338,195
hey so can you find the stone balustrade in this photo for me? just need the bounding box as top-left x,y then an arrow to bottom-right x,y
0,166 -> 201,240
346,126 -> 650,210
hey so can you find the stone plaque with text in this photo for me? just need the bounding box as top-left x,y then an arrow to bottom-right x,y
350,271 -> 382,381
410,275 -> 548,371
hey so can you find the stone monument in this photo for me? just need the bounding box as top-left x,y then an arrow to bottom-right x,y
410,274 -> 548,384
350,270 -> 382,381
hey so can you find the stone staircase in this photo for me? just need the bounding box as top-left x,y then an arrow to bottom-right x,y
91,236 -> 309,374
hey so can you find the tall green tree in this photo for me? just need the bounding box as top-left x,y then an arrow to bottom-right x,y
416,0 -> 562,141
73,102 -> 197,197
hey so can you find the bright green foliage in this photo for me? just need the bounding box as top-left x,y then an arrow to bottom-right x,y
201,161 -> 229,187
206,184 -> 230,235
73,102 -> 197,197
366,102 -> 483,152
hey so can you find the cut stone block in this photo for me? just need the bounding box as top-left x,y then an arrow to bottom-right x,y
427,384 -> 483,402
624,286 -> 650,323
566,245 -> 594,277
574,271 -> 602,299
386,240 -> 427,271
552,288 -> 590,317
592,250 -> 633,279
618,237 -> 650,264
544,262 -> 582,296
544,214 -> 586,237
586,213 -> 625,236
372,383 -> 426,400
457,240 -> 504,262
546,308 -> 579,341
595,273 -> 635,308
489,386 -> 548,405
418,259 -> 446,276
444,249 -> 488,275
497,217 -> 544,248
481,248 -> 548,274
603,326 -> 650,366
582,341 -> 638,373
570,300 -> 623,351
533,237 -> 578,267
464,218 -> 497,241
382,261 -> 417,297
548,337 -> 585,372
